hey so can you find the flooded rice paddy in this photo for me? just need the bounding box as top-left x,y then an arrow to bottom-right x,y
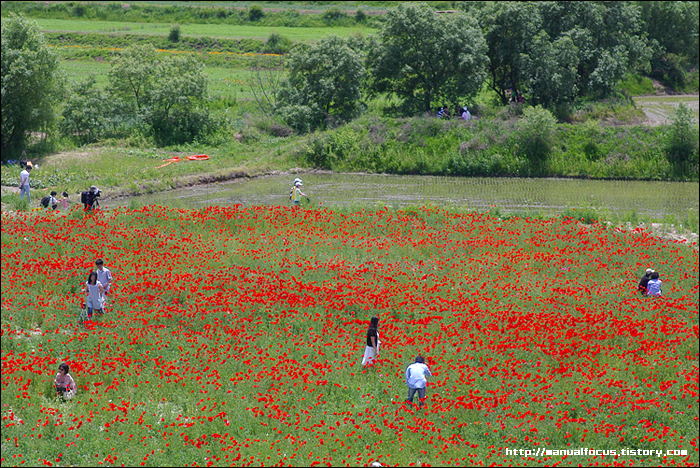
119,173 -> 699,221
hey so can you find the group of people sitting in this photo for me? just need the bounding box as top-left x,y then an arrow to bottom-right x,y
638,268 -> 663,296
437,105 -> 472,121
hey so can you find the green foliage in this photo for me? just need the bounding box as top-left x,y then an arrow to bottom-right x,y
59,77 -> 111,144
278,35 -> 364,132
477,2 -> 542,105
524,32 -> 579,108
367,3 -> 488,113
263,32 -> 292,55
516,106 -> 556,170
640,1 -> 699,91
168,24 -> 181,43
248,4 -> 265,22
620,73 -> 654,96
664,102 -> 699,174
1,14 -> 62,158
108,45 -> 211,146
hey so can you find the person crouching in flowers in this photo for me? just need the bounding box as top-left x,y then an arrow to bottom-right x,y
361,316 -> 381,366
55,363 -> 77,399
405,356 -> 432,409
82,271 -> 105,318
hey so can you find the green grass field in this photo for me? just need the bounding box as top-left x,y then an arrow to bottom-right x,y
35,18 -> 377,41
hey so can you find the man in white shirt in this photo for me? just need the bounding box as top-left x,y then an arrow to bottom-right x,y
95,259 -> 113,310
405,356 -> 432,408
19,162 -> 32,204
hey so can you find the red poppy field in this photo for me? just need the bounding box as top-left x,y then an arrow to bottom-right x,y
1,205 -> 698,467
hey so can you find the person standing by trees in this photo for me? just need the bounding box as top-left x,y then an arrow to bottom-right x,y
361,316 -> 381,366
19,162 -> 32,204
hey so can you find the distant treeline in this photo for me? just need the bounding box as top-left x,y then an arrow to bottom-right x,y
0,1 -> 384,27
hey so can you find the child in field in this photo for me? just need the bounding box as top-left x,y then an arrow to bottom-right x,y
61,191 -> 69,211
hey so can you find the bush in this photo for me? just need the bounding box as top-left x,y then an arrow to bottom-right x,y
168,24 -> 180,43
664,102 -> 699,174
516,106 -> 556,171
248,4 -> 264,22
263,33 -> 292,55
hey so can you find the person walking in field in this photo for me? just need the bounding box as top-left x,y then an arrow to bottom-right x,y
361,316 -> 381,366
82,271 -> 105,318
405,356 -> 432,409
646,271 -> 662,296
54,363 -> 77,399
290,180 -> 309,208
95,259 -> 113,311
19,162 -> 32,204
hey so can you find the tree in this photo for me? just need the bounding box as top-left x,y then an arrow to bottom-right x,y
1,14 -> 62,158
538,1 -> 649,98
108,45 -> 209,145
277,35 -> 364,132
367,3 -> 488,113
477,2 -> 542,105
522,32 -> 579,108
247,55 -> 285,117
639,1 -> 699,90
59,77 -> 111,144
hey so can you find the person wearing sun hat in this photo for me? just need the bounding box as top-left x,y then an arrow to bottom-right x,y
638,268 -> 654,295
289,177 -> 302,200
290,179 -> 309,207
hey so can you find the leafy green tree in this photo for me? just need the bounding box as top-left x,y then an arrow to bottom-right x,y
108,44 -> 157,112
523,32 -> 579,108
665,102 -> 699,174
367,3 -> 488,113
1,14 -> 62,157
639,1 -> 699,90
477,2 -> 542,105
108,45 -> 209,145
59,77 -> 111,144
278,35 -> 364,132
538,1 -> 649,98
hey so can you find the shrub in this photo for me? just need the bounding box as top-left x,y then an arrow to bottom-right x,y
248,4 -> 264,22
664,102 -> 699,174
168,24 -> 180,43
516,106 -> 556,170
355,9 -> 367,22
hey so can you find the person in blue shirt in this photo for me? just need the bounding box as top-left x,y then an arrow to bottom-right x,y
405,356 -> 432,408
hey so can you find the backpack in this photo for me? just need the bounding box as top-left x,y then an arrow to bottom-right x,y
41,196 -> 51,208
81,191 -> 89,205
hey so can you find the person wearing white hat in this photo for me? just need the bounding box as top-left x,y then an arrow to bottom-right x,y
290,179 -> 309,207
638,268 -> 654,295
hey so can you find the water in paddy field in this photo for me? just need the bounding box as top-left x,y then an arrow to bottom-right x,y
119,173 -> 699,220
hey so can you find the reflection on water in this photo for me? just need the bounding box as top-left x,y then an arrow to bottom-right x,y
122,173 -> 699,219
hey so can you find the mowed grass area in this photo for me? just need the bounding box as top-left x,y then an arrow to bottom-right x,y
633,95 -> 700,125
35,18 -> 377,41
1,206 -> 698,466
59,60 -> 262,99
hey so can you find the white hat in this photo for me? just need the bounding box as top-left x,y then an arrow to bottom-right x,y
645,268 -> 653,275
90,185 -> 98,192
294,178 -> 302,184
295,182 -> 303,186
